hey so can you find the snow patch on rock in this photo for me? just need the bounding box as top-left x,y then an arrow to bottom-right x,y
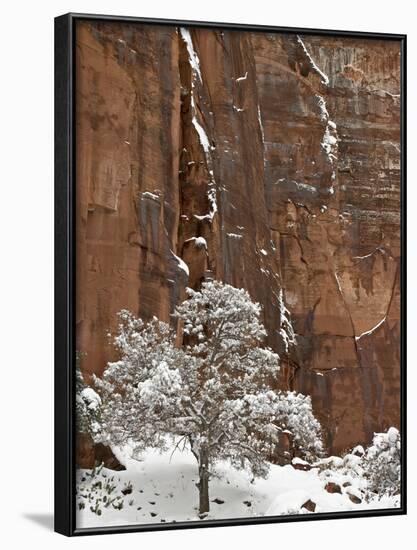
185,236 -> 208,249
315,94 -> 338,193
141,191 -> 160,201
297,35 -> 329,86
192,114 -> 211,154
355,316 -> 386,341
236,72 -> 248,82
181,30 -> 218,224
277,288 -> 296,353
170,250 -> 189,277
180,27 -> 202,83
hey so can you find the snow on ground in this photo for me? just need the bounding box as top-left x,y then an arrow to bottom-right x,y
76,443 -> 399,529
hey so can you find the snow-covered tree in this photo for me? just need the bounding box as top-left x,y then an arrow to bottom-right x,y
97,282 -> 323,516
362,427 -> 401,497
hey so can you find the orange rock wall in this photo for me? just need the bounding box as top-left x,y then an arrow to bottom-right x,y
75,22 -> 401,454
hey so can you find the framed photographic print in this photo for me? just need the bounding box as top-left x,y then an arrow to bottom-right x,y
54,13 -> 406,536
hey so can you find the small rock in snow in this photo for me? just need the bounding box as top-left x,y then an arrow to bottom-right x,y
292,459 -> 312,472
324,482 -> 342,494
301,499 -> 316,512
347,492 -> 362,504
352,445 -> 365,457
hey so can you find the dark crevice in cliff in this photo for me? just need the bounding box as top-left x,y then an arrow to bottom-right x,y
177,29 -> 191,271
334,272 -> 362,368
177,28 -> 216,292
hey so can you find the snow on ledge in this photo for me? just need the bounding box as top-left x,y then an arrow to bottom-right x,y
315,93 -> 338,192
257,105 -> 267,167
207,187 -> 218,220
297,35 -> 329,86
170,250 -> 189,277
353,247 -> 384,261
316,95 -> 330,121
277,288 -> 296,353
257,105 -> 265,143
180,34 -> 218,225
141,191 -> 160,201
192,115 -> 211,154
334,272 -> 343,295
355,316 -> 387,341
236,72 -> 248,82
190,185 -> 217,223
179,27 -> 202,83
185,236 -> 207,249
315,94 -> 338,167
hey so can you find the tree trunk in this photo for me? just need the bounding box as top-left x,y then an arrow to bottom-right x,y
198,446 -> 210,516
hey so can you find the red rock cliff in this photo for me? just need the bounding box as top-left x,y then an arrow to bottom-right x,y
75,22 -> 401,454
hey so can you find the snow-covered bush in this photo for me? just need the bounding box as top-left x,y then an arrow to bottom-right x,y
362,427 -> 401,497
313,428 -> 401,502
97,281 -> 323,515
76,355 -> 102,440
274,392 -> 323,461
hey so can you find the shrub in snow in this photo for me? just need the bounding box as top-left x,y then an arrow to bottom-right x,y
76,354 -> 102,440
313,427 -> 401,502
76,463 -> 132,515
97,281 -> 323,516
362,427 -> 401,497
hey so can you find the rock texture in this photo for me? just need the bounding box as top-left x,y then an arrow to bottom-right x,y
75,22 -> 401,455
76,433 -> 125,470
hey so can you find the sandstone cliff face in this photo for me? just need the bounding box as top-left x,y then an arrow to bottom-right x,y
75,22 -> 401,454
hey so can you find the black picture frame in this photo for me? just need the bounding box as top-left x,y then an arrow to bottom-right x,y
54,12 -> 407,537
